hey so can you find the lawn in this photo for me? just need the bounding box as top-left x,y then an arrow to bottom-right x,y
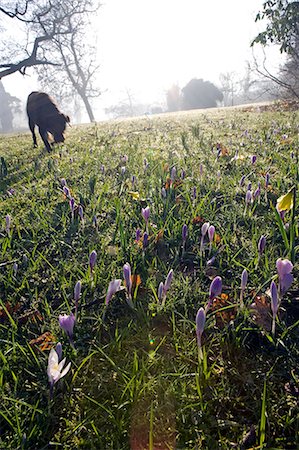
0,105 -> 298,449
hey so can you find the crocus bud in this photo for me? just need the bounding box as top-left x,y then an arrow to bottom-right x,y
78,205 -> 84,220
251,155 -> 257,164
123,263 -> 132,299
208,225 -> 215,243
143,232 -> 148,249
163,269 -> 173,294
141,206 -> 150,224
105,279 -> 122,306
74,281 -> 81,304
136,228 -> 141,242
245,190 -> 253,205
201,222 -> 210,237
69,197 -> 75,212
258,236 -> 266,255
265,173 -> 270,188
89,250 -> 97,272
55,342 -> 62,361
170,166 -> 176,181
61,178 -> 67,187
196,307 -> 206,343
209,276 -> 222,300
241,268 -> 247,289
182,224 -> 188,242
239,175 -> 246,187
158,282 -> 164,302
161,187 -> 167,198
63,186 -> 70,198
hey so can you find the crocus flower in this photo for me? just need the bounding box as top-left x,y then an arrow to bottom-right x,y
89,250 -> 97,272
69,197 -> 75,222
192,186 -> 196,200
63,186 -> 70,199
208,225 -> 215,255
276,189 -> 294,213
131,175 -> 136,188
78,205 -> 84,221
270,280 -> 279,336
163,269 -> 173,294
207,276 -> 222,310
105,279 -> 122,306
47,347 -> 71,398
74,281 -> 81,311
5,214 -> 11,235
55,342 -> 62,361
170,166 -> 176,181
200,222 -> 210,254
258,235 -> 266,256
59,313 -> 76,347
136,228 -> 141,242
239,175 -> 246,187
182,224 -> 188,243
276,258 -> 293,297
61,178 -> 67,187
265,173 -> 270,188
141,206 -> 150,224
251,155 -> 257,164
240,269 -> 248,308
196,307 -> 206,359
123,262 -> 132,302
143,232 -> 148,249
254,184 -> 261,202
161,187 -> 167,198
181,169 -> 186,179
158,282 -> 164,302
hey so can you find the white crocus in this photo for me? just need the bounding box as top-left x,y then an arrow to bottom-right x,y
47,348 -> 71,390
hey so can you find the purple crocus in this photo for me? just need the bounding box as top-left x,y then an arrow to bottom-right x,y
276,258 -> 293,297
265,173 -> 270,188
182,224 -> 188,243
196,307 -> 206,359
207,276 -> 222,310
251,155 -> 257,164
258,236 -> 266,256
143,232 -> 148,249
158,282 -> 164,303
55,342 -> 62,361
170,166 -> 176,181
61,178 -> 67,187
74,281 -> 81,312
163,269 -> 173,294
192,186 -> 197,200
208,225 -> 215,255
240,269 -> 248,308
105,279 -> 122,306
63,186 -> 70,199
78,205 -> 84,222
123,263 -> 132,305
89,250 -> 97,272
270,280 -> 279,335
59,313 -> 76,347
142,206 -> 150,224
239,175 -> 246,187
69,197 -> 75,222
136,228 -> 142,242
200,222 -> 210,254
161,187 -> 167,199
131,175 -> 136,188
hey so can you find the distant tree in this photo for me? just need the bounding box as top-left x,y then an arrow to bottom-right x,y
181,78 -> 223,110
0,0 -> 101,121
0,81 -> 21,132
166,84 -> 181,112
251,1 -> 299,99
219,72 -> 239,106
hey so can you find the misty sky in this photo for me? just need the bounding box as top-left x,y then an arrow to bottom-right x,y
2,0 -> 283,120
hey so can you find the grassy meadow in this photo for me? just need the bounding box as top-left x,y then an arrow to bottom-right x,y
0,105 -> 298,449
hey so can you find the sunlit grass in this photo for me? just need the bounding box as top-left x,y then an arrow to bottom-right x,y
0,107 -> 298,449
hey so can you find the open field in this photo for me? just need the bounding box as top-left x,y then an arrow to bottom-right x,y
0,106 -> 298,449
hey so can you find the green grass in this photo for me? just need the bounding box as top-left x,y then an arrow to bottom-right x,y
0,107 -> 298,449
